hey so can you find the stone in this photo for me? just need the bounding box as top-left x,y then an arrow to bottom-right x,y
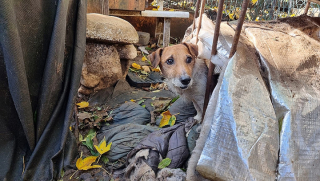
137,31 -> 150,46
81,43 -> 122,92
120,59 -> 130,78
78,85 -> 94,95
87,13 -> 139,44
115,44 -> 137,60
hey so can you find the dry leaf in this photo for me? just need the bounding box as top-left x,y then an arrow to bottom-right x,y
142,66 -> 151,73
131,63 -> 141,69
169,9 -> 174,11
94,138 -> 112,155
252,0 -> 258,4
130,99 -> 136,102
159,110 -> 176,128
76,156 -> 101,170
77,112 -> 92,120
152,68 -> 161,72
77,101 -> 89,108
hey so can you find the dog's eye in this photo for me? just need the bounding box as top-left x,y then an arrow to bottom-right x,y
166,58 -> 174,65
186,57 -> 192,63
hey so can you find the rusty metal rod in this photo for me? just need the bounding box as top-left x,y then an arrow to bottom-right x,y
202,0 -> 225,122
304,1 -> 311,15
195,0 -> 206,44
192,0 -> 201,32
228,0 -> 250,58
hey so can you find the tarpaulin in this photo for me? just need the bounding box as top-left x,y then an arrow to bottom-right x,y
0,0 -> 86,180
185,14 -> 320,181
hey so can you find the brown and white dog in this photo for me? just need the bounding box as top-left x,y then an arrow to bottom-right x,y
148,43 -> 208,122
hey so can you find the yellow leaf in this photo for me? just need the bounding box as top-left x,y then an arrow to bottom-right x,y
169,9 -> 174,11
76,101 -> 89,108
152,8 -> 158,11
159,110 -> 176,128
130,99 -> 136,102
290,14 -> 295,17
255,17 -> 259,21
151,0 -> 156,6
252,0 -> 258,5
69,126 -> 72,131
152,68 -> 161,72
94,138 -> 112,155
141,56 -> 147,61
229,13 -> 234,20
132,63 -> 141,69
76,156 -> 101,170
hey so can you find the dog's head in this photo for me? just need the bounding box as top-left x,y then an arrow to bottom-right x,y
148,43 -> 198,90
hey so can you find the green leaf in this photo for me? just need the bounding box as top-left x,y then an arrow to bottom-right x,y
137,99 -> 145,105
158,158 -> 171,169
93,115 -> 99,120
168,115 -> 176,126
171,96 -> 179,104
101,155 -> 109,164
145,47 -> 152,50
97,107 -> 102,111
141,105 -> 146,108
90,149 -> 99,156
151,96 -> 156,100
85,136 -> 94,150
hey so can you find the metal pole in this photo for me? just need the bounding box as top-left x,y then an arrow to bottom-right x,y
228,0 -> 250,58
202,0 -> 225,122
195,0 -> 206,44
304,1 -> 311,15
192,0 -> 201,32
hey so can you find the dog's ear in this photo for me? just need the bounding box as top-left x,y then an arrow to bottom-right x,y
148,48 -> 163,68
183,42 -> 198,57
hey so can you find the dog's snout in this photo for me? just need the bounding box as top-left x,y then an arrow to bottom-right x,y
180,76 -> 191,85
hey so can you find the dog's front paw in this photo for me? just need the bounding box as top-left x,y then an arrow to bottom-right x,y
193,114 -> 202,123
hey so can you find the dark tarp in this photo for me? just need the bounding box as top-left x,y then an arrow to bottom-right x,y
0,0 -> 87,180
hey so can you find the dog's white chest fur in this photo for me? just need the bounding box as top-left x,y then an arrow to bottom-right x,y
165,58 -> 208,122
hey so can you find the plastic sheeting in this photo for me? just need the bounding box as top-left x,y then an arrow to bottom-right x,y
0,0 -> 86,180
190,15 -> 320,180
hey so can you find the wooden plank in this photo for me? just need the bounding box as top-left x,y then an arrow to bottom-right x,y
141,10 -> 189,18
87,0 -> 109,15
109,9 -> 142,16
163,18 -> 170,47
109,0 -> 145,11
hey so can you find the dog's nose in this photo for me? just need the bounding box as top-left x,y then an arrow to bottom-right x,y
180,76 -> 191,85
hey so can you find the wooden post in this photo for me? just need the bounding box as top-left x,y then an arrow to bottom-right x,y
87,0 -> 109,15
191,0 -> 201,32
157,0 -> 164,11
163,18 -> 171,47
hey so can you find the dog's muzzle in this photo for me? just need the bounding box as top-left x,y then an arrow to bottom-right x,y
180,76 -> 191,89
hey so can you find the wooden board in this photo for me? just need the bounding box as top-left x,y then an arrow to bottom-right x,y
87,0 -> 109,15
109,0 -> 145,11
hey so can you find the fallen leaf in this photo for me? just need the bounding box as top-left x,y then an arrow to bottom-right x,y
101,155 -> 109,164
131,63 -> 141,69
169,9 -> 174,11
142,56 -> 147,61
152,68 -> 161,72
158,158 -> 171,169
137,99 -> 145,105
152,8 -> 158,11
94,137 -> 112,155
142,66 -> 151,73
130,99 -> 136,102
252,0 -> 258,4
152,90 -> 160,93
141,105 -> 146,108
77,101 -> 89,108
76,156 -> 101,170
77,112 -> 92,120
159,110 -> 173,128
